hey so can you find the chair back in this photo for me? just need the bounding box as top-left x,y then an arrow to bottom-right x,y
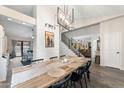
50,74 -> 71,88
85,61 -> 92,71
76,66 -> 85,75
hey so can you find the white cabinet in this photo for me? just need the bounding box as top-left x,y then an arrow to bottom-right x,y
0,25 -> 8,82
0,25 -> 4,58
0,58 -> 8,82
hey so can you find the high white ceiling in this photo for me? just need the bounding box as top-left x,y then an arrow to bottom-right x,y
65,5 -> 124,40
72,5 -> 124,21
4,5 -> 124,21
4,5 -> 35,17
2,5 -> 124,41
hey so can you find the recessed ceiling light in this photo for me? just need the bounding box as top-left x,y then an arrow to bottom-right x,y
7,18 -> 12,21
22,22 -> 26,25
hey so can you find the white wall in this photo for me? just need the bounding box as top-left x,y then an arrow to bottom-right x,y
33,6 -> 59,60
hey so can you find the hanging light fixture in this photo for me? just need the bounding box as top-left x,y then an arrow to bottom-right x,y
57,6 -> 74,31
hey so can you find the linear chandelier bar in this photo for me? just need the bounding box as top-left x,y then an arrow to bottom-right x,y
57,6 -> 74,31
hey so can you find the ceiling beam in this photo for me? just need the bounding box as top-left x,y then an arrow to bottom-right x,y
0,6 -> 36,26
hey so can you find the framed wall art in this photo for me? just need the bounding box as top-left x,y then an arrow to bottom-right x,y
45,31 -> 54,47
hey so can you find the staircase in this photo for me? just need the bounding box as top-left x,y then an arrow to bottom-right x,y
61,33 -> 83,57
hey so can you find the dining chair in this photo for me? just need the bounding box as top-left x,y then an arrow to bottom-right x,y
84,61 -> 92,82
70,65 -> 87,88
49,74 -> 72,88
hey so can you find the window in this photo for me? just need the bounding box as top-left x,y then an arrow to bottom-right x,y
15,41 -> 21,57
23,42 -> 30,55
15,41 -> 30,57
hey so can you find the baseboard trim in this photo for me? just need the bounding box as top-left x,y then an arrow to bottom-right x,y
118,66 -> 124,70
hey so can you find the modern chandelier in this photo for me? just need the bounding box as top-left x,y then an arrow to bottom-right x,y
57,6 -> 74,30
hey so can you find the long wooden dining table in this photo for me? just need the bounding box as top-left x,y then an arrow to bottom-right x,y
12,56 -> 88,88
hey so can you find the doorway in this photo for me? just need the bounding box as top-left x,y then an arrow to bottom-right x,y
102,32 -> 121,69
100,18 -> 122,69
15,41 -> 31,57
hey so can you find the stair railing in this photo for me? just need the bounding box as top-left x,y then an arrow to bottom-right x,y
61,33 -> 83,57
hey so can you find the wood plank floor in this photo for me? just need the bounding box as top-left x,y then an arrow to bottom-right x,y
88,64 -> 124,88
0,63 -> 124,88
